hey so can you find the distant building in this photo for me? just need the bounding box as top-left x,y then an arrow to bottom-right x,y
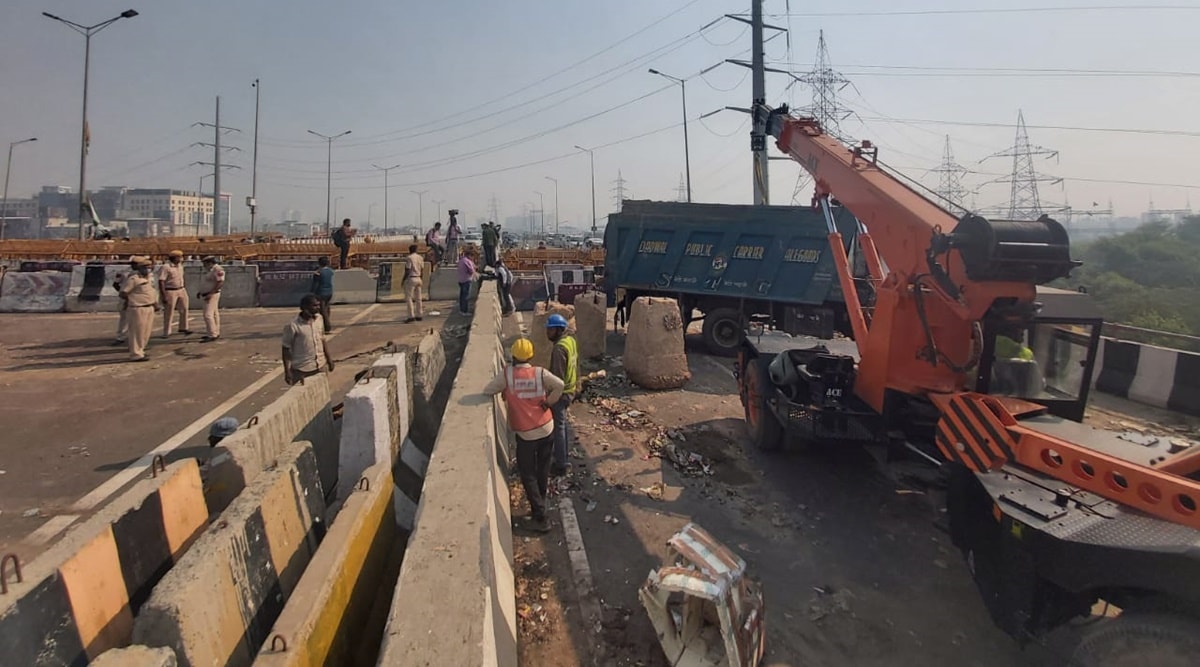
91,186 -> 128,222
124,189 -> 214,236
0,197 -> 38,220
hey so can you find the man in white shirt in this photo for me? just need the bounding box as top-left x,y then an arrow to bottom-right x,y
282,295 -> 335,385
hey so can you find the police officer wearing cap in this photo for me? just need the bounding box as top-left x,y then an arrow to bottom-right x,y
546,313 -> 579,475
120,256 -> 160,362
484,338 -> 564,533
198,256 -> 225,341
158,250 -> 192,338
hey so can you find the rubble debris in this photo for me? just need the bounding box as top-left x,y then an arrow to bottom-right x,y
641,482 -> 666,501
575,290 -> 608,359
604,514 -> 621,525
639,522 -> 766,666
808,586 -> 854,622
22,508 -> 40,518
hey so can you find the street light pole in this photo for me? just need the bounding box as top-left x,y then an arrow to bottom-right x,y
368,203 -> 378,228
43,9 -> 139,240
544,176 -> 559,235
432,199 -> 445,225
333,196 -> 344,230
534,190 -> 544,237
648,68 -> 692,202
249,79 -> 261,236
574,145 -> 597,235
307,128 -> 351,232
2,137 -> 37,241
373,163 -> 401,235
411,190 -> 428,233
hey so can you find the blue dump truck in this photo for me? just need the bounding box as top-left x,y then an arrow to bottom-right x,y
604,200 -> 860,355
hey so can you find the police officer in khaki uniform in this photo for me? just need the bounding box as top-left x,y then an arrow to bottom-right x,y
120,256 -> 160,362
198,256 -> 225,341
158,250 -> 192,337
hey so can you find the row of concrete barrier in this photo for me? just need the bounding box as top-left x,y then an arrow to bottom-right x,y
0,263 -> 378,313
1,283 -> 519,665
1095,336 -> 1200,417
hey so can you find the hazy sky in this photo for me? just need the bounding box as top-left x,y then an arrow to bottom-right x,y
2,0 -> 1198,230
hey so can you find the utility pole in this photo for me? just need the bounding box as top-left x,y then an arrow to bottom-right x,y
574,145 -> 597,235
534,190 -> 544,236
612,170 -> 629,210
488,194 -> 500,223
249,79 -> 261,236
750,0 -> 768,205
983,110 -> 1067,220
544,177 -> 558,235
373,163 -> 401,235
2,137 -> 37,241
193,97 -> 242,236
933,135 -> 969,212
308,128 -> 352,232
412,190 -> 428,232
648,69 -> 692,202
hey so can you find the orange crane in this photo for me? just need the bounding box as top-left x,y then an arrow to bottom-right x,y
738,105 -> 1200,663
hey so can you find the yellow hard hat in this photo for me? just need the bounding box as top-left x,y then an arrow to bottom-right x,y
510,338 -> 534,362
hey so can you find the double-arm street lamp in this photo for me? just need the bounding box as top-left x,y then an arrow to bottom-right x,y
2,137 -> 38,241
307,129 -> 351,232
648,68 -> 692,202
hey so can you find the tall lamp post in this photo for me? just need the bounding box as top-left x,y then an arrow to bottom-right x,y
307,129 -> 351,232
533,190 -> 545,237
1,137 -> 37,241
42,9 -> 139,239
544,176 -> 559,235
411,190 -> 428,233
648,68 -> 691,202
373,163 -> 401,235
574,145 -> 597,235
249,79 -> 261,236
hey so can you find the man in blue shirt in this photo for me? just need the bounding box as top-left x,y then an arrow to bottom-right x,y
311,256 -> 335,333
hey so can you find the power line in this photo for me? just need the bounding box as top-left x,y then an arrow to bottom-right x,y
769,63 -> 1200,78
856,116 -> 1200,138
765,5 -> 1200,18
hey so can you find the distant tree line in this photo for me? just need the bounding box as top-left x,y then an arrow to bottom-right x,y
1063,216 -> 1200,349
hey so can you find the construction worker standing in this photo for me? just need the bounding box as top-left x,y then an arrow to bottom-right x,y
546,313 -> 579,474
158,250 -> 191,337
484,338 -> 564,533
198,256 -> 225,342
120,256 -> 159,362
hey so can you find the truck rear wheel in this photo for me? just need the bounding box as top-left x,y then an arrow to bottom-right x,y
1069,612 -> 1200,667
744,356 -> 784,451
703,308 -> 744,357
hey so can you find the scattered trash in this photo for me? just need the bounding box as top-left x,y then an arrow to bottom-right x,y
585,499 -> 598,513
895,489 -> 925,496
640,482 -> 666,501
428,310 -> 442,316
808,585 -> 854,622
933,558 -> 950,570
22,508 -> 40,518
569,447 -> 586,460
640,523 -> 766,666
603,514 -> 621,525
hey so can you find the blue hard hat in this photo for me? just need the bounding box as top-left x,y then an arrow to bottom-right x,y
546,314 -> 569,329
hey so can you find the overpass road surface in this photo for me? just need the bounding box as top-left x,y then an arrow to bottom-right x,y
0,300 -> 456,557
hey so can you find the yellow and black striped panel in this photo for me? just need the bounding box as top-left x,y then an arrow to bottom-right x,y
936,395 -> 1018,472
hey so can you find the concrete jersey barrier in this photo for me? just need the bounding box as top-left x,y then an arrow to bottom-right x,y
376,281 -> 517,666
1094,336 -> 1200,416
185,264 -> 260,309
0,270 -> 71,313
330,268 -> 376,305
134,441 -> 326,667
205,373 -> 337,514
0,460 -> 206,665
65,263 -> 130,313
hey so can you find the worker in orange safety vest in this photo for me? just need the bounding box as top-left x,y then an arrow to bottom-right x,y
484,337 -> 564,533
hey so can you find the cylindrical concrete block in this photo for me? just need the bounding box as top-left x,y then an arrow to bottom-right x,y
575,290 -> 607,360
625,297 -> 691,390
532,301 -> 575,369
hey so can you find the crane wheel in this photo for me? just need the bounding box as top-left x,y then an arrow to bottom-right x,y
744,356 -> 784,451
1069,611 -> 1200,667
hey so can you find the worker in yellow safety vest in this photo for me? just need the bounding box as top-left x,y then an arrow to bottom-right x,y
546,314 -> 579,475
485,338 -> 564,533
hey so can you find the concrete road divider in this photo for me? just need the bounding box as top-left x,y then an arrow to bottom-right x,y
65,263 -> 127,313
0,270 -> 71,313
574,290 -> 608,359
375,261 -> 431,303
509,272 -> 549,312
337,377 -> 399,501
206,374 -> 337,514
377,282 -> 517,666
92,645 -> 178,667
372,353 -> 412,445
425,265 -> 461,301
412,331 -> 445,411
1094,336 -> 1200,416
185,264 -> 260,309
134,441 -> 326,667
254,462 -> 394,667
259,271 -> 316,308
0,459 -> 206,665
331,268 -> 376,305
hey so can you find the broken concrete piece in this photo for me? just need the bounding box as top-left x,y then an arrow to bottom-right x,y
638,522 -> 766,666
575,290 -> 608,359
624,297 -> 690,390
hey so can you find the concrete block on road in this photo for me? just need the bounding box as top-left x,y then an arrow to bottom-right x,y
0,460 -> 206,666
92,645 -> 178,667
65,263 -> 126,312
393,437 -> 430,533
186,264 -> 259,309
574,290 -> 608,359
330,268 -> 376,304
134,441 -> 326,667
259,271 -> 315,308
337,377 -> 399,501
254,462 -> 394,667
412,330 -> 445,406
205,373 -> 337,515
426,265 -> 460,300
0,270 -> 71,313
372,352 -> 412,445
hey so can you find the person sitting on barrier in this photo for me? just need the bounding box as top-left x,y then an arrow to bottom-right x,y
282,294 -> 335,385
484,338 -> 564,533
425,222 -> 444,265
403,244 -> 425,323
311,256 -> 335,334
546,313 -> 579,476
